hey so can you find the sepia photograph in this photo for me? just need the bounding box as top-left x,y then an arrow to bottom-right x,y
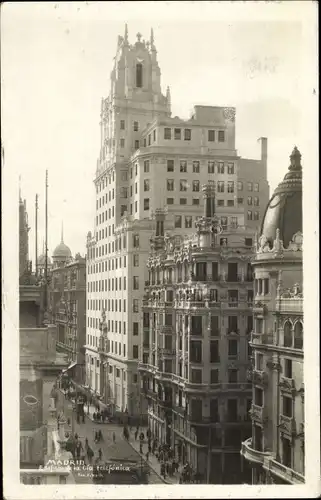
1,1 -> 319,499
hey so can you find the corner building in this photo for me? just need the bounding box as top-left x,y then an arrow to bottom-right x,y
139,184 -> 255,484
85,26 -> 269,418
241,147 -> 304,485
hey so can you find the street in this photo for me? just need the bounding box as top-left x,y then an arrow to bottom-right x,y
57,392 -> 164,484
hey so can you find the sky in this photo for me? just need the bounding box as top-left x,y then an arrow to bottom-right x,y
1,1 -> 318,263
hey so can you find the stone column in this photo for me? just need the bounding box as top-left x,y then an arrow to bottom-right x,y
187,315 -> 191,381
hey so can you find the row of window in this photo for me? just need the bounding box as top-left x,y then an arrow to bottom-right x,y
120,120 -> 140,132
165,159 -> 234,174
238,196 -> 260,206
164,179 -> 236,193
87,252 -> 140,275
164,127 -> 226,143
238,181 -> 260,192
96,189 -> 115,210
247,211 -> 260,221
87,234 -> 139,260
96,170 -> 115,194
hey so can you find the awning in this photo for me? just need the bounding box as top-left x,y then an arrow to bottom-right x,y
62,362 -> 77,373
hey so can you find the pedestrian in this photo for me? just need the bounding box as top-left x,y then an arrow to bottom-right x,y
93,412 -> 96,421
160,463 -> 166,479
97,411 -> 101,422
166,462 -> 169,475
98,429 -> 103,442
98,448 -> 102,460
75,433 -> 78,441
85,437 -> 88,450
148,443 -> 151,454
87,446 -> 94,465
146,451 -> 149,462
113,432 -> 116,443
139,443 -> 143,454
134,429 -> 138,441
76,441 -> 83,459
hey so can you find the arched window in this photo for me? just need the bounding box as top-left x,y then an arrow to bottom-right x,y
283,320 -> 293,348
136,63 -> 143,88
294,321 -> 303,349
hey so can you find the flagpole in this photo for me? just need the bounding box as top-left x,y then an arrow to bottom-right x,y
44,170 -> 48,322
35,194 -> 38,277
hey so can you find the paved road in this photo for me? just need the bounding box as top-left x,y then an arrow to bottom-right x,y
57,394 -> 163,484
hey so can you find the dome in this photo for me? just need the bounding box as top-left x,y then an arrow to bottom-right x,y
260,146 -> 302,248
37,253 -> 51,265
53,241 -> 72,258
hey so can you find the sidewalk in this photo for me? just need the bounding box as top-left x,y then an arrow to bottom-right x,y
126,429 -> 179,485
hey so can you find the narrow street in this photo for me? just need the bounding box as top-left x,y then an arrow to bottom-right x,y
57,392 -> 164,484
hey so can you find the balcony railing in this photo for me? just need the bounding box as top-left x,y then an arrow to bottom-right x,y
159,325 -> 173,334
268,459 -> 305,484
275,297 -> 303,314
241,437 -> 272,465
250,332 -> 274,345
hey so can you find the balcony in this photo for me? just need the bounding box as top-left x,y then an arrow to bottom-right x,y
241,437 -> 273,465
252,301 -> 266,315
189,301 -> 206,308
275,297 -> 303,314
250,332 -> 274,345
20,468 -> 72,484
268,459 -> 305,484
279,414 -> 296,436
252,369 -> 269,387
159,348 -> 176,357
159,325 -> 173,334
279,376 -> 296,394
249,404 -> 268,424
138,362 -> 154,374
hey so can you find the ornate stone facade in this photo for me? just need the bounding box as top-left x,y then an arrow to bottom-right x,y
241,147 -> 304,485
138,186 -> 255,484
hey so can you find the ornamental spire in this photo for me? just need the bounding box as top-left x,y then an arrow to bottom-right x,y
61,221 -> 64,243
124,23 -> 128,43
289,146 -> 302,172
150,27 -> 155,47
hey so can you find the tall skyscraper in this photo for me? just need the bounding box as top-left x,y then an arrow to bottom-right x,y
85,27 -> 270,417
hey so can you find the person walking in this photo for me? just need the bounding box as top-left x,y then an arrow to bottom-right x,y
134,429 -> 138,441
145,451 -> 149,462
160,462 -> 166,479
87,446 -> 94,465
139,442 -> 143,454
112,431 -> 116,443
98,448 -> 102,461
148,443 -> 152,454
85,437 -> 89,450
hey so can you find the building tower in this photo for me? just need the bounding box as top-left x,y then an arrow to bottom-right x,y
85,27 -> 269,418
241,147 -> 304,485
85,26 -> 172,415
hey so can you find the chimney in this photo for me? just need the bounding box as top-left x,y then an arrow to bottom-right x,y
202,181 -> 216,218
258,137 -> 268,164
